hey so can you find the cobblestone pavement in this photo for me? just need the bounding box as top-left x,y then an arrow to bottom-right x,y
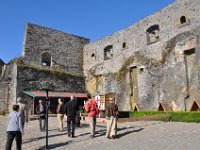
1,115 -> 200,150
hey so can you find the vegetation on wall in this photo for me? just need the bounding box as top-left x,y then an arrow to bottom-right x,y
8,57 -> 24,65
9,57 -> 84,78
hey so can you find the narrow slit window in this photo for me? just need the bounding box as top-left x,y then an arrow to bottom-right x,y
180,16 -> 186,24
91,53 -> 96,59
122,42 -> 127,48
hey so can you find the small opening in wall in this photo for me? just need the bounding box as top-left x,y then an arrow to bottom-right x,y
122,42 -> 126,48
140,68 -> 144,73
180,16 -> 186,24
91,53 -> 95,58
184,48 -> 195,55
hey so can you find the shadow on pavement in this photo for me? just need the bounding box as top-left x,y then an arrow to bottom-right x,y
115,128 -> 144,139
77,132 -> 90,137
23,132 -> 67,144
93,126 -> 138,138
36,141 -> 71,150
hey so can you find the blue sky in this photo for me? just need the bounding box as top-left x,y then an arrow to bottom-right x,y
0,0 -> 175,63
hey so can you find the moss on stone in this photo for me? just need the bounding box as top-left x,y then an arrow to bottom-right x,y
17,64 -> 84,78
8,57 -> 25,65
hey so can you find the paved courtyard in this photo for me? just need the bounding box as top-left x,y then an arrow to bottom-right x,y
0,115 -> 200,150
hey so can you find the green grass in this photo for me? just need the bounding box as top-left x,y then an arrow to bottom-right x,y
129,111 -> 200,122
81,110 -> 200,122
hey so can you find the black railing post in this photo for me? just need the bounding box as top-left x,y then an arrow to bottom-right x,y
44,89 -> 50,149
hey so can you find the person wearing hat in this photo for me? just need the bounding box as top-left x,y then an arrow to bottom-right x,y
17,97 -> 28,129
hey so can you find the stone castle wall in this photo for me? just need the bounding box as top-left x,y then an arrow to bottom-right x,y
0,23 -> 89,113
16,65 -> 85,95
0,63 -> 17,113
14,64 -> 85,114
23,23 -> 89,75
83,0 -> 200,110
1,0 -> 200,112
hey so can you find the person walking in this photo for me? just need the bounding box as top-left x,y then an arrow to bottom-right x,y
84,94 -> 99,138
65,95 -> 78,138
57,98 -> 65,132
36,100 -> 46,131
105,97 -> 119,139
6,104 -> 24,150
17,97 -> 28,129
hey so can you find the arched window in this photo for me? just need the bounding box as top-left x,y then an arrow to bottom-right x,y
180,16 -> 186,24
104,45 -> 113,60
146,25 -> 160,45
41,52 -> 51,66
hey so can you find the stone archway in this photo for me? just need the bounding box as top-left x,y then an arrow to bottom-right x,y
41,52 -> 51,66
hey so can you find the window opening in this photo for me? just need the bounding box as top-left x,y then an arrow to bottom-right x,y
104,45 -> 113,60
180,16 -> 186,24
41,52 -> 51,66
146,25 -> 160,44
122,42 -> 127,48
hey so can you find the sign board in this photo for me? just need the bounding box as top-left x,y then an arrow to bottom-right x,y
95,95 -> 105,110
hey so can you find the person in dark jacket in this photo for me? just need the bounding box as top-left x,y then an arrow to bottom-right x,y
65,95 -> 78,138
6,104 -> 24,150
36,100 -> 46,131
105,97 -> 119,139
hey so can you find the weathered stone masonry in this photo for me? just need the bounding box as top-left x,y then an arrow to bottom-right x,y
83,0 -> 200,111
0,23 -> 89,113
1,0 -> 200,113
23,23 -> 89,74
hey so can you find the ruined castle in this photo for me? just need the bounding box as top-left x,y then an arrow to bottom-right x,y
1,0 -> 200,113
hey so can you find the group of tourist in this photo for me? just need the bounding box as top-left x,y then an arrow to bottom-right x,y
5,94 -> 119,150
55,93 -> 119,139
